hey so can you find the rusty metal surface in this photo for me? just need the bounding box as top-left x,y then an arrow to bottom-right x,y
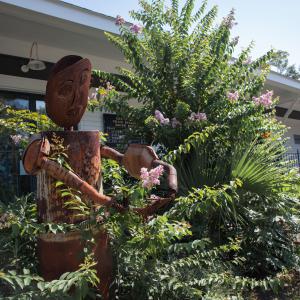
122,144 -> 159,178
37,131 -> 101,223
22,137 -> 50,175
45,55 -> 91,129
37,229 -> 112,299
101,145 -> 123,164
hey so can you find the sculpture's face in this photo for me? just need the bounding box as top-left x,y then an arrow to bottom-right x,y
46,56 -> 92,129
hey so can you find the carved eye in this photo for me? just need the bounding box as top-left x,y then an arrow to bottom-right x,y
80,70 -> 89,85
58,80 -> 73,98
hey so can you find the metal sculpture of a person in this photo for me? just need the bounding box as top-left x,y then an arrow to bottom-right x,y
22,55 -> 177,299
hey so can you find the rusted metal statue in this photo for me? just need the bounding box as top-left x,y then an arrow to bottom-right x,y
22,55 -> 177,299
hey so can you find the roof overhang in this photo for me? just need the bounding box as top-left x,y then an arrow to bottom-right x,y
0,0 -> 121,35
266,71 -> 300,95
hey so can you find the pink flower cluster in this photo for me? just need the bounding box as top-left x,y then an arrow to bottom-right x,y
232,36 -> 239,46
243,57 -> 252,65
155,110 -> 170,125
89,88 -> 99,100
115,15 -> 125,26
130,24 -> 143,34
222,9 -> 237,29
189,112 -> 207,121
140,165 -> 164,189
227,91 -> 239,102
10,134 -> 22,145
252,90 -> 274,108
171,117 -> 181,128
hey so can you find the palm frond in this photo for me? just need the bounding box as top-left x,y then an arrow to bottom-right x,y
231,137 -> 294,195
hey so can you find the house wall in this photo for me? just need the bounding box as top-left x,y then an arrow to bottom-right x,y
278,117 -> 300,153
0,34 -> 127,132
0,0 -> 129,132
79,110 -> 104,132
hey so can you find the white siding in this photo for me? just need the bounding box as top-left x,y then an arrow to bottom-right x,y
278,117 -> 300,153
78,110 -> 104,132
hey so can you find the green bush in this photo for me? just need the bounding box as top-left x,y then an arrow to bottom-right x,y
93,0 -> 276,151
91,0 -> 300,298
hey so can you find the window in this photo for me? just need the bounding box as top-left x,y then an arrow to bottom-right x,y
36,100 -> 46,114
2,98 -> 29,110
0,91 -> 45,198
0,91 -> 45,112
294,135 -> 300,145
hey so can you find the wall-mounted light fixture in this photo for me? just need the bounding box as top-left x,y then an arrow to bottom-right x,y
21,41 -> 46,73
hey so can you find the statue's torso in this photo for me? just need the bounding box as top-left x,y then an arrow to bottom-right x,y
37,131 -> 101,223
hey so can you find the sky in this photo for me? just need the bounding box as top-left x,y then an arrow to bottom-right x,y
62,0 -> 300,66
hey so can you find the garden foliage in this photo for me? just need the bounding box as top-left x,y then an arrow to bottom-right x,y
1,0 -> 300,299
93,0 -> 276,150
92,0 -> 300,298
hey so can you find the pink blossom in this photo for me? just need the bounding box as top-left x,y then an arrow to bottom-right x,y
130,24 -> 143,34
10,134 -> 22,145
222,9 -> 237,29
140,165 -> 164,189
171,117 -> 181,128
189,112 -> 207,121
154,110 -> 170,125
115,15 -> 125,26
106,81 -> 114,90
232,36 -> 239,46
243,57 -> 252,65
227,91 -> 239,102
88,88 -> 99,100
253,90 -> 274,108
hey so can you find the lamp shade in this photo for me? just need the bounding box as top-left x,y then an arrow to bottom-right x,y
21,42 -> 46,72
21,64 -> 30,73
28,59 -> 46,71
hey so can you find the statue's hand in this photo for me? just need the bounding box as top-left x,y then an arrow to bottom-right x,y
108,197 -> 127,214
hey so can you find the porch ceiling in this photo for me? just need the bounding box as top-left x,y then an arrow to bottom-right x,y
0,16 -> 123,63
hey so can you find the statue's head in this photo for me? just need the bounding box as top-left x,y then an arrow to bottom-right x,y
46,55 -> 92,129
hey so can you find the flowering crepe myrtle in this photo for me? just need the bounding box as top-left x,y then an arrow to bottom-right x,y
189,112 -> 207,121
115,15 -> 125,26
253,90 -> 274,108
130,24 -> 143,34
154,110 -> 170,125
243,57 -> 252,65
10,134 -> 23,145
227,91 -> 239,102
171,118 -> 181,128
140,165 -> 164,189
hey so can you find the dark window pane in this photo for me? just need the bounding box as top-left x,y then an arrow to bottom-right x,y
294,135 -> 300,145
0,96 -> 29,110
289,110 -> 300,120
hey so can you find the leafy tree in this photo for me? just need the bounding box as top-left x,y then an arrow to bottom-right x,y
271,50 -> 300,80
91,0 -> 300,296
93,0 -> 275,150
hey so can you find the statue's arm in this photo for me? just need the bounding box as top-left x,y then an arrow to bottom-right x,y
100,145 -> 123,165
23,137 -> 116,208
100,145 -> 178,217
101,145 -> 177,196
